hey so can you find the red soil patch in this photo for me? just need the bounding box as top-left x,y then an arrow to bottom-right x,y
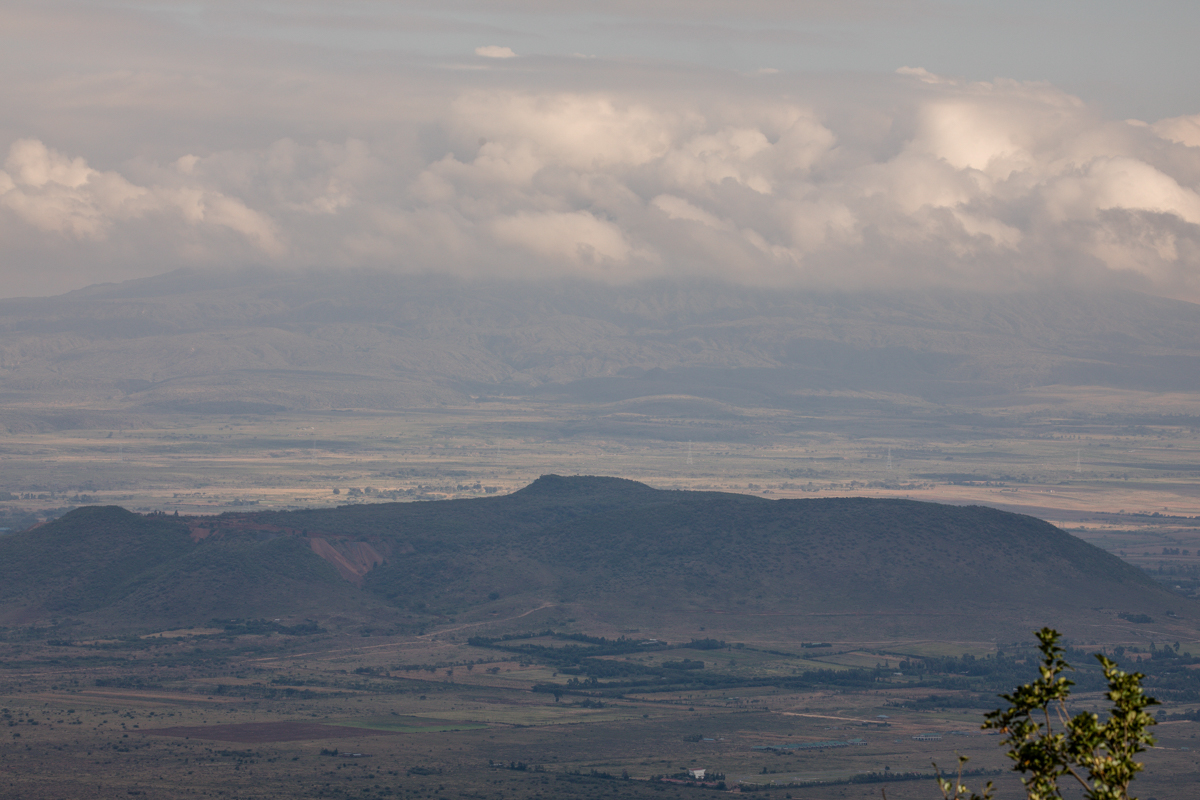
308,538 -> 386,584
145,721 -> 401,743
181,515 -> 395,584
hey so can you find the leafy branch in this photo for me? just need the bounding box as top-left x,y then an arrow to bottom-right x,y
930,627 -> 1157,800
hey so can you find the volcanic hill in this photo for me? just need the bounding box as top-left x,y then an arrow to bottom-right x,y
0,476 -> 1190,640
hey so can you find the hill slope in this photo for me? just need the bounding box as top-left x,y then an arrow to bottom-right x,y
0,507 -> 193,621
266,475 -> 1191,640
0,477 -> 1190,639
0,507 -> 375,628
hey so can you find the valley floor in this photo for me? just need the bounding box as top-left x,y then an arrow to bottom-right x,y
3,620 -> 1200,799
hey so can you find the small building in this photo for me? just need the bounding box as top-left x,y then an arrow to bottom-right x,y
687,768 -> 706,780
912,733 -> 942,742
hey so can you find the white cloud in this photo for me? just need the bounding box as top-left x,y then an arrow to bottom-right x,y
3,67 -> 1200,299
652,194 -> 728,229
450,91 -> 682,171
1153,114 -> 1200,148
0,139 -> 284,255
475,45 -> 517,58
1,139 -> 147,237
491,210 -> 632,266
1043,157 -> 1200,226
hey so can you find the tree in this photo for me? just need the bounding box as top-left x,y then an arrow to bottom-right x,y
932,627 -> 1158,800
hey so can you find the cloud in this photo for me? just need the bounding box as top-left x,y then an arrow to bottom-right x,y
1153,114 -> 1200,148
0,139 -> 284,256
3,66 -> 1200,299
451,91 -> 680,170
475,45 -> 517,58
1,138 -> 146,237
491,210 -> 634,266
652,194 -> 728,229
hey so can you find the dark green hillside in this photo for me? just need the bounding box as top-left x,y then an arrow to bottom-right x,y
112,535 -> 367,626
0,507 -> 192,620
261,476 -> 1190,640
0,507 -> 375,629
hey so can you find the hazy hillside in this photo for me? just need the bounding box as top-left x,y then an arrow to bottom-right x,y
2,477 -> 1189,640
3,269 -> 1200,424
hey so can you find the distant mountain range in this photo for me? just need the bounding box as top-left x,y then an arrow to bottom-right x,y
1,476 -> 1188,640
2,269 -> 1200,431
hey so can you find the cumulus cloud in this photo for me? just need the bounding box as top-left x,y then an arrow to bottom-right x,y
3,67 -> 1200,299
0,139 -> 284,257
491,210 -> 634,266
1153,114 -> 1200,148
475,45 -> 517,58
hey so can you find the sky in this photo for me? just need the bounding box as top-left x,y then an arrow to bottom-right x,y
2,1 -> 1200,299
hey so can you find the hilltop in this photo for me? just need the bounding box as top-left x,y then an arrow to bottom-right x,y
0,476 -> 1190,641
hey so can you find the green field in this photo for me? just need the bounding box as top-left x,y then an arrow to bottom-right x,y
336,716 -> 491,733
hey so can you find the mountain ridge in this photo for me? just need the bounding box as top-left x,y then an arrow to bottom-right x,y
4,270 -> 1200,421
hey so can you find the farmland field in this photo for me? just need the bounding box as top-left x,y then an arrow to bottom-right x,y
4,618 -> 1200,799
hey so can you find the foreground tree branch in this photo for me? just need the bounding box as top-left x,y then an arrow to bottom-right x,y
932,627 -> 1157,800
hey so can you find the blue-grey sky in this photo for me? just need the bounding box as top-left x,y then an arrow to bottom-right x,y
114,0 -> 1200,121
2,1 -> 1199,298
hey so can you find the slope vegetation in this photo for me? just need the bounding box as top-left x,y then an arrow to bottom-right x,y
0,507 -> 192,621
0,507 -> 371,628
272,475 -> 1188,639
